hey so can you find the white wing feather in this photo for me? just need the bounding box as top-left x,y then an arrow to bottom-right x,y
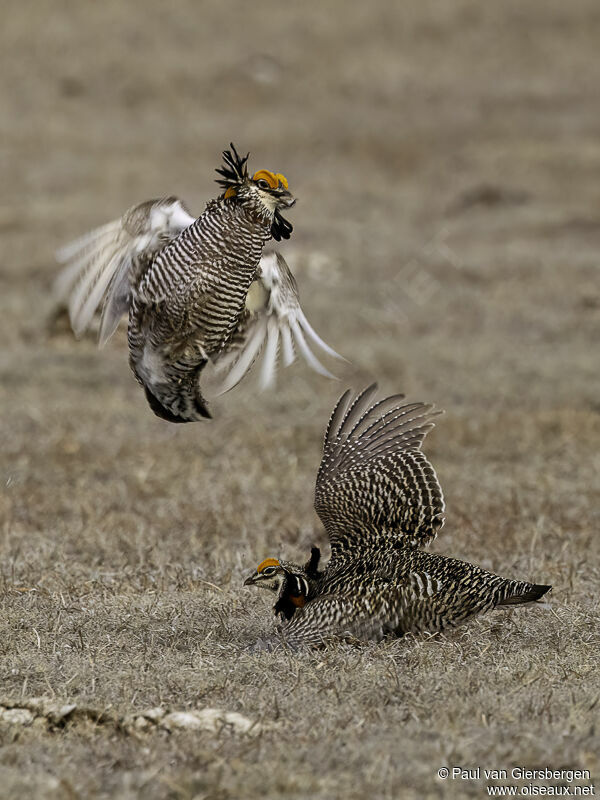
54,198 -> 195,345
214,317 -> 268,395
211,251 -> 345,394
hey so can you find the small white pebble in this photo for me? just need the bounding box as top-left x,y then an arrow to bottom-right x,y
162,708 -> 260,735
141,707 -> 166,722
1,708 -> 34,725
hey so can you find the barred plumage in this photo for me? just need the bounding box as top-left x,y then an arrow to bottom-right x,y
244,384 -> 551,649
54,144 -> 343,423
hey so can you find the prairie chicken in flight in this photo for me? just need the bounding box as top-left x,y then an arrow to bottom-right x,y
244,384 -> 551,649
54,144 -> 342,422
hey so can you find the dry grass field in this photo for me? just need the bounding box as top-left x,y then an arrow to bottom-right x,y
1,1 -> 599,798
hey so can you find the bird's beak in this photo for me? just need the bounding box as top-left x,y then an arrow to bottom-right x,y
277,189 -> 296,208
244,574 -> 258,587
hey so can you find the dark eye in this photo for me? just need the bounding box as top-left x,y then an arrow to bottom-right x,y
262,567 -> 276,576
257,179 -> 270,190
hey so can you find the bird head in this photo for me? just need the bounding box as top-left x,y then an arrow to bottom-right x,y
215,143 -> 295,241
244,548 -> 321,621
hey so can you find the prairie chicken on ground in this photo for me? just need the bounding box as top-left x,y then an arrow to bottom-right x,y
244,384 -> 551,649
54,144 -> 342,423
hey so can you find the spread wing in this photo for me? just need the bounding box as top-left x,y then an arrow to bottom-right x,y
208,251 -> 345,394
54,197 -> 195,345
314,384 -> 445,561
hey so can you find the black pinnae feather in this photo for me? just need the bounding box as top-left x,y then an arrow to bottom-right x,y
222,142 -> 249,177
271,209 -> 293,241
215,143 -> 249,189
305,547 -> 322,577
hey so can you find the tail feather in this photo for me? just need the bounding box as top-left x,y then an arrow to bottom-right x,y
144,386 -> 212,422
499,583 -> 551,606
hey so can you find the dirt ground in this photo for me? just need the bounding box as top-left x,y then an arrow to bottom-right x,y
1,1 -> 599,798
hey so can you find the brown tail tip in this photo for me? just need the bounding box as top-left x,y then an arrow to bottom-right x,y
500,583 -> 552,606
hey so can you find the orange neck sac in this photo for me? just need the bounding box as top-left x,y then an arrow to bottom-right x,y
275,588 -> 307,621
